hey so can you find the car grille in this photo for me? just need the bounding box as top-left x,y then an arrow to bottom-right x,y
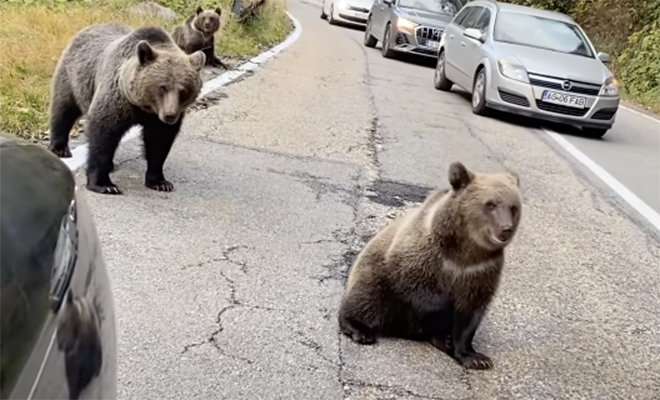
346,4 -> 369,13
536,100 -> 590,116
528,73 -> 601,96
415,26 -> 443,42
498,88 -> 530,107
591,108 -> 618,120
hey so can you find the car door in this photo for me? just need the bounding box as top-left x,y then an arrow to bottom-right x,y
442,5 -> 476,84
458,6 -> 492,91
370,0 -> 387,39
452,5 -> 485,89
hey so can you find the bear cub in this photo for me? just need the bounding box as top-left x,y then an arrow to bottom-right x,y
47,23 -> 206,194
338,161 -> 522,370
172,6 -> 228,69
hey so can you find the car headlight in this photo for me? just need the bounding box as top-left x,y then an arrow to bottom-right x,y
599,76 -> 618,96
497,59 -> 529,83
397,18 -> 418,34
49,198 -> 79,312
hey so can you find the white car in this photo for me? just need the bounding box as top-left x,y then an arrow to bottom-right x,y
321,0 -> 375,27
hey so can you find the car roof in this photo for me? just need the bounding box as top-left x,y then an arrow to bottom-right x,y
468,0 -> 576,24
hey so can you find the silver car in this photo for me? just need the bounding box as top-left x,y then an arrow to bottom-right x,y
433,0 -> 620,138
321,0 -> 375,27
364,0 -> 466,58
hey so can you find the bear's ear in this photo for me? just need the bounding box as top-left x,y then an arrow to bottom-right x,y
448,161 -> 474,191
214,7 -> 222,15
189,50 -> 206,72
196,6 -> 204,14
506,170 -> 520,187
136,40 -> 157,65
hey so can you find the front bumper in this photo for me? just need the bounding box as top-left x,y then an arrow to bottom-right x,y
486,71 -> 620,129
335,3 -> 369,25
391,25 -> 443,58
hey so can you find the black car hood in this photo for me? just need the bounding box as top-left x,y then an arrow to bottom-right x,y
398,7 -> 453,28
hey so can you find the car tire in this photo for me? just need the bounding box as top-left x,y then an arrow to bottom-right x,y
381,24 -> 396,58
471,68 -> 489,116
433,51 -> 453,91
582,127 -> 608,138
328,4 -> 337,25
320,0 -> 327,19
364,17 -> 377,48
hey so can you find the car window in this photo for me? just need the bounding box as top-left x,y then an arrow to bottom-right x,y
472,8 -> 491,33
452,5 -> 472,26
459,5 -> 484,29
494,11 -> 594,58
398,0 -> 465,16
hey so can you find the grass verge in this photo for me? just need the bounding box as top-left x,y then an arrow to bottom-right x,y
0,0 -> 292,141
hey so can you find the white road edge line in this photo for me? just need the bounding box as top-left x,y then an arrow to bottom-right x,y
620,105 -> 660,125
62,11 -> 303,173
541,127 -> 660,233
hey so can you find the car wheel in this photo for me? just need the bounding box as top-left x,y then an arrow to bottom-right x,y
433,51 -> 453,91
364,17 -> 377,48
381,24 -> 395,58
328,4 -> 337,25
582,127 -> 609,138
471,68 -> 489,116
320,0 -> 327,19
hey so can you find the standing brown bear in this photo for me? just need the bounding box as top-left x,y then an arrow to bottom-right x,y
47,23 -> 206,194
172,6 -> 228,69
338,162 -> 522,370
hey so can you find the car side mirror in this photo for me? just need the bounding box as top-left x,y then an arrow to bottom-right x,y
597,52 -> 610,63
383,0 -> 393,6
463,28 -> 484,43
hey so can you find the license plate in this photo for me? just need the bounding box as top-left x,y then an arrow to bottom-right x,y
351,11 -> 365,18
541,90 -> 587,109
426,40 -> 439,48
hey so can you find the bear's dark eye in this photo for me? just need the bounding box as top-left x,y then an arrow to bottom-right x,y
179,89 -> 189,102
485,201 -> 496,210
511,205 -> 519,215
159,85 -> 168,96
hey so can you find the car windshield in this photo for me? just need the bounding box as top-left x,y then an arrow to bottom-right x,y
398,0 -> 464,15
494,11 -> 594,58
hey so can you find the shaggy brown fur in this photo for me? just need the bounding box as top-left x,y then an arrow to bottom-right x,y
47,23 -> 205,194
172,6 -> 227,69
338,161 -> 522,370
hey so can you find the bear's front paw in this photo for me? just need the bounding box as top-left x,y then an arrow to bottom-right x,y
455,351 -> 493,370
87,183 -> 123,195
49,145 -> 72,158
145,178 -> 174,192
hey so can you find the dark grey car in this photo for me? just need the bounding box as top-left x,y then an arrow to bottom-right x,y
364,0 -> 466,58
1,135 -> 117,399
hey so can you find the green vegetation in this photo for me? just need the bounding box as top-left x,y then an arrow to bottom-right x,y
0,0 -> 291,141
498,0 -> 660,114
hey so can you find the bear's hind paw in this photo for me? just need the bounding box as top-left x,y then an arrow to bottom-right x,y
145,179 -> 174,192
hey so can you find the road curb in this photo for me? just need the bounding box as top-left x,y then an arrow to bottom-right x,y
63,11 -> 303,172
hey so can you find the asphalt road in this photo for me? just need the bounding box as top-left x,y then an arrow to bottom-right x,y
75,1 -> 660,399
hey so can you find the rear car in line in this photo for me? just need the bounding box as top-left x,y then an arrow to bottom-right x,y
363,0 -> 466,59
321,0 -> 375,27
433,0 -> 620,138
1,134 -> 117,399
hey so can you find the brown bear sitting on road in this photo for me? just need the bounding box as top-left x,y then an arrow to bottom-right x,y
172,6 -> 228,69
338,161 -> 522,370
47,23 -> 206,194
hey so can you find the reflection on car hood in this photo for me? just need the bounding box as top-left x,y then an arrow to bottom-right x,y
345,0 -> 374,9
398,8 -> 453,28
497,43 -> 611,85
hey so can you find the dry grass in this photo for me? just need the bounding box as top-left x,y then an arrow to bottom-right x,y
0,0 -> 291,141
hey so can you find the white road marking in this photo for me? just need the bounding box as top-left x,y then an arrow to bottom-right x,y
621,105 -> 660,125
62,11 -> 303,172
542,127 -> 660,233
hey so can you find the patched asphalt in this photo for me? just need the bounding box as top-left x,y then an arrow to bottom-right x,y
74,1 -> 660,399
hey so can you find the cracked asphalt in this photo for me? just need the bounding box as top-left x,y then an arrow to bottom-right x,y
74,1 -> 660,399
